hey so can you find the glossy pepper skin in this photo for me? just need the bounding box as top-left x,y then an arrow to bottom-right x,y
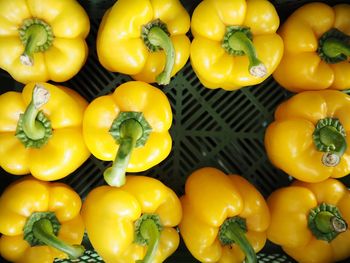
0,0 -> 90,84
0,177 -> 85,263
179,167 -> 270,263
97,0 -> 190,85
267,179 -> 350,263
273,3 -> 350,92
190,0 -> 283,90
81,175 -> 182,263
0,82 -> 90,181
265,90 -> 350,183
83,81 -> 172,187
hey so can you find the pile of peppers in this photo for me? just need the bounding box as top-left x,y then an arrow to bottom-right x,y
1,0 -> 350,263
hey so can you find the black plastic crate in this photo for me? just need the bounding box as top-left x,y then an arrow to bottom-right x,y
1,0 -> 349,262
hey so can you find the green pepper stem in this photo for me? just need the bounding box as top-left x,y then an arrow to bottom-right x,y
32,218 -> 85,259
228,31 -> 266,78
322,38 -> 350,59
22,84 -> 50,140
20,24 -> 48,66
225,222 -> 256,263
135,219 -> 160,263
219,218 -> 256,263
308,203 -> 347,242
318,28 -> 350,63
147,26 -> 175,85
315,211 -> 347,234
104,119 -> 143,187
313,118 -> 347,167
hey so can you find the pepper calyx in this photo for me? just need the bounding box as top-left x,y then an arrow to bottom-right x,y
134,214 -> 162,246
222,26 -> 267,78
15,84 -> 52,148
104,112 -> 152,187
134,214 -> 162,263
318,28 -> 350,64
24,211 -> 60,246
141,19 -> 175,85
222,26 -> 253,56
313,117 -> 347,167
219,216 -> 257,263
19,18 -> 54,66
308,203 -> 347,242
109,112 -> 151,148
219,216 -> 247,245
16,111 -> 52,148
141,19 -> 170,52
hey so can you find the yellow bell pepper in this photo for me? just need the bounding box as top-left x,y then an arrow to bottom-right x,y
267,178 -> 350,263
273,2 -> 350,92
0,177 -> 85,263
0,82 -> 90,181
81,175 -> 182,263
0,0 -> 90,84
96,0 -> 190,85
265,90 -> 350,183
190,0 -> 284,90
179,167 -> 270,263
83,81 -> 172,187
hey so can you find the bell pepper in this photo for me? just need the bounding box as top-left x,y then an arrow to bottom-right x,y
264,90 -> 350,183
81,175 -> 182,263
0,0 -> 90,84
179,167 -> 270,263
0,177 -> 85,263
0,82 -> 90,181
96,0 -> 191,85
190,0 -> 284,90
83,81 -> 172,187
267,178 -> 350,263
273,2 -> 350,92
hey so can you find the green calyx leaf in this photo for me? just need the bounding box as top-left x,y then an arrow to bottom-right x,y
134,214 -> 163,263
16,110 -> 52,148
222,26 -> 253,56
318,28 -> 350,64
19,18 -> 54,66
222,26 -> 267,78
25,214 -> 85,259
308,203 -> 347,242
15,84 -> 52,148
141,19 -> 170,52
109,112 -> 152,148
218,216 -> 257,263
219,216 -> 247,245
141,19 -> 175,85
104,112 -> 152,187
313,117 -> 347,167
24,211 -> 60,246
134,214 -> 162,246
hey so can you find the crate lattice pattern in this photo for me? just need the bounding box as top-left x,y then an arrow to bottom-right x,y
58,17 -> 293,199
